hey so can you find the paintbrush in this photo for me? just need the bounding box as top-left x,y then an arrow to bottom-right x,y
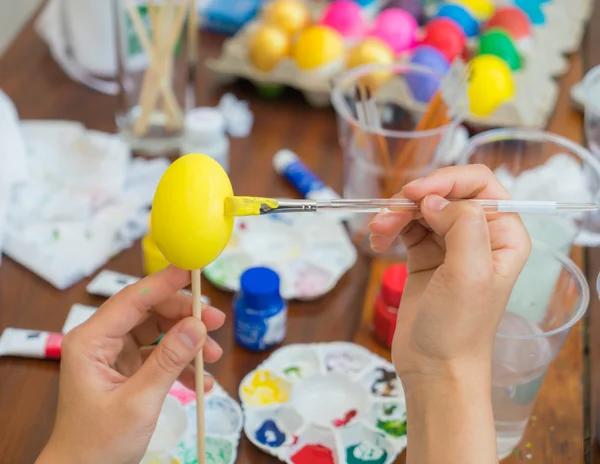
225,196 -> 597,216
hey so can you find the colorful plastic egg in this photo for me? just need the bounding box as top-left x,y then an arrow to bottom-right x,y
292,25 -> 345,71
263,0 -> 311,36
248,24 -> 290,72
319,0 -> 366,40
467,54 -> 515,117
384,0 -> 424,24
346,37 -> 395,90
421,17 -> 466,62
477,29 -> 521,71
368,8 -> 418,54
450,0 -> 494,21
435,4 -> 480,38
514,0 -> 545,25
151,154 -> 234,270
407,45 -> 450,103
484,7 -> 532,41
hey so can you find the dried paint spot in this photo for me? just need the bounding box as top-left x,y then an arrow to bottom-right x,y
526,442 -> 532,449
513,449 -> 520,456
52,229 -> 60,240
526,454 -> 533,460
139,288 -> 150,295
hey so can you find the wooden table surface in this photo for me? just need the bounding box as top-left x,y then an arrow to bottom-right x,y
0,5 -> 598,464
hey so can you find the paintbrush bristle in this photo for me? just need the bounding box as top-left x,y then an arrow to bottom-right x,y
224,196 -> 279,216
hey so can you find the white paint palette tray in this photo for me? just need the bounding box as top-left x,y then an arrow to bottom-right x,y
239,343 -> 407,464
203,214 -> 357,300
142,380 -> 243,464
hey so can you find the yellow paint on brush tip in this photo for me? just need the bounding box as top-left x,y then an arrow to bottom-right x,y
225,196 -> 279,216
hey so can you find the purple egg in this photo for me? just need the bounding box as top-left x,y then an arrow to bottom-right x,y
385,0 -> 425,24
407,45 -> 450,103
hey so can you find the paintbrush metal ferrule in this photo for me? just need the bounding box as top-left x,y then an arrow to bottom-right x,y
262,199 -> 318,214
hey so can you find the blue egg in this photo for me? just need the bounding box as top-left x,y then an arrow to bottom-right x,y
407,45 -> 450,103
435,4 -> 479,37
514,0 -> 545,25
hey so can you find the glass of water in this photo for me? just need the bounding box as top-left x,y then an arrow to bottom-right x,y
492,241 -> 589,459
457,128 -> 600,243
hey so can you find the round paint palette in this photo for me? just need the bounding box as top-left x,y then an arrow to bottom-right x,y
204,215 -> 357,300
143,379 -> 243,464
240,343 -> 407,464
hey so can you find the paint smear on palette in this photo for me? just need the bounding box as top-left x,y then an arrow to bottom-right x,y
293,264 -> 333,298
325,352 -> 365,375
371,368 -> 401,398
177,436 -> 233,464
346,441 -> 388,464
169,381 -> 196,405
333,409 -> 358,427
376,404 -> 407,438
241,370 -> 290,406
255,419 -> 287,448
291,444 -> 335,464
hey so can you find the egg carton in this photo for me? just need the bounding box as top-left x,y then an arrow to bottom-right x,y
239,342 -> 407,464
206,0 -> 591,128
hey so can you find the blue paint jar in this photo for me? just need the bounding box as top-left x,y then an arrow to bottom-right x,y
233,267 -> 287,351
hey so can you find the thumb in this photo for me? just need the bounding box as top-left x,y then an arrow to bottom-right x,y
421,194 -> 493,280
127,317 -> 206,400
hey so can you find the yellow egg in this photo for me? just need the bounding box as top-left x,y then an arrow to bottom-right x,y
248,24 -> 291,72
292,25 -> 345,71
346,37 -> 395,91
468,54 -> 515,117
263,0 -> 311,36
151,154 -> 234,270
452,0 -> 494,20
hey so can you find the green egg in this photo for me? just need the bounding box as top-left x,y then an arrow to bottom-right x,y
477,28 -> 522,71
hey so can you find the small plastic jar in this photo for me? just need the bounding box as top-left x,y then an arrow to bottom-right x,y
181,107 -> 230,172
372,264 -> 408,348
234,267 -> 287,351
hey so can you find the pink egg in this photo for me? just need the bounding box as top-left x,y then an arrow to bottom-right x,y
319,0 -> 367,40
368,8 -> 418,54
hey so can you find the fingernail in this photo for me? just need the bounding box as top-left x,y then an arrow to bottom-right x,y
178,319 -> 205,349
425,195 -> 449,211
206,336 -> 224,356
404,177 -> 424,189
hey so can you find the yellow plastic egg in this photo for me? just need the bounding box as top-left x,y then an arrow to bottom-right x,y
263,0 -> 311,36
468,54 -> 515,117
248,24 -> 291,72
151,154 -> 234,270
452,0 -> 494,20
346,37 -> 395,91
292,25 -> 345,71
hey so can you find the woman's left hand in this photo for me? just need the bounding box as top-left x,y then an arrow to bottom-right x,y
37,266 -> 224,464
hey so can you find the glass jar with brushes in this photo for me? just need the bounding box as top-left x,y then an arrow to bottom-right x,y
114,0 -> 198,154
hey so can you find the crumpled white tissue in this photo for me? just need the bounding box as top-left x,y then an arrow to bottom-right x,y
493,154 -> 600,247
218,93 -> 254,138
0,115 -> 170,289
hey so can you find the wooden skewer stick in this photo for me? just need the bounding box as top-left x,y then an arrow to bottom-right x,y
191,269 -> 206,464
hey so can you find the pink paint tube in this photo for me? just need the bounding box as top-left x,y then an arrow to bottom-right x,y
0,328 -> 62,360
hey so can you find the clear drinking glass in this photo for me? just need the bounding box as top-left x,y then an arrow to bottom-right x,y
457,128 -> 600,248
114,0 -> 196,153
583,65 -> 600,230
331,63 -> 463,258
493,241 -> 589,459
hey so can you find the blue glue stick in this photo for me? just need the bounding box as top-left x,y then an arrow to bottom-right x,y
273,149 -> 340,200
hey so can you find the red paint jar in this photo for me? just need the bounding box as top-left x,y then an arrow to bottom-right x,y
372,264 -> 408,348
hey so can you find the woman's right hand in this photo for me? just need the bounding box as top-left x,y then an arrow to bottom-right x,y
369,165 -> 531,464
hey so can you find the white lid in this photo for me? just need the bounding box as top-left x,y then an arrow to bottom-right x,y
273,149 -> 299,174
185,107 -> 226,136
